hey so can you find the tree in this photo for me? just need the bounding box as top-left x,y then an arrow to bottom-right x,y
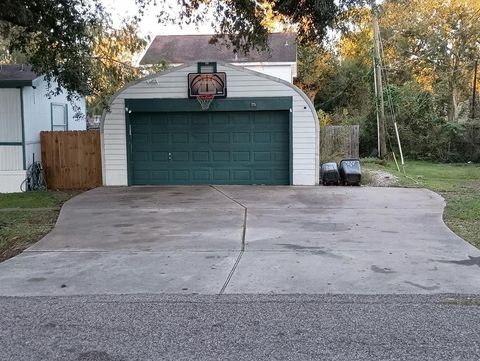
1,0 -> 368,109
0,0 -> 159,114
295,44 -> 337,102
1,0 -> 104,98
295,5 -> 373,121
86,22 -> 162,115
138,0 -> 365,52
380,0 -> 480,122
336,7 -> 373,66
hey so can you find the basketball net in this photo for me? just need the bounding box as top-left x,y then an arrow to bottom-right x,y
196,94 -> 215,110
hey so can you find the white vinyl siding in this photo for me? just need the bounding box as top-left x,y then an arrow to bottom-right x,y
0,171 -> 26,193
237,64 -> 293,83
0,146 -> 23,170
0,89 -> 22,142
102,63 -> 319,186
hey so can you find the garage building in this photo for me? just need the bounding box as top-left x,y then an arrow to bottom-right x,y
101,61 -> 319,186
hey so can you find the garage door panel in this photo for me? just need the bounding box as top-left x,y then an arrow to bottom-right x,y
233,151 -> 250,162
254,151 -> 271,161
192,133 -> 209,143
172,169 -> 189,182
273,169 -> 289,180
254,117 -> 271,126
132,133 -> 149,142
151,133 -> 168,143
212,133 -> 229,143
132,170 -> 149,184
212,151 -> 230,162
213,169 -> 230,183
232,169 -> 251,182
254,169 -> 272,181
151,170 -> 169,182
230,112 -> 249,121
171,151 -> 189,161
192,151 -> 209,162
152,151 -> 169,161
171,133 -> 189,143
253,132 -> 271,143
130,110 -> 290,185
191,116 -> 209,127
132,151 -> 149,161
232,132 -> 250,143
168,114 -> 189,128
192,169 -> 210,182
273,132 -> 289,142
210,115 -> 228,128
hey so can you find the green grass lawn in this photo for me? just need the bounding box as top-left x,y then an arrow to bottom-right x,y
362,159 -> 480,249
0,191 -> 77,262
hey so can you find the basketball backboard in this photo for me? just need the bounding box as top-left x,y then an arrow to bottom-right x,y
188,72 -> 227,98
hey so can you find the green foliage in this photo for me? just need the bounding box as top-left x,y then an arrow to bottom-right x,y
0,209 -> 59,261
1,0 -> 104,99
0,191 -> 74,209
0,191 -> 77,262
296,0 -> 480,163
0,0 -> 162,115
86,21 -> 165,115
380,83 -> 480,162
296,44 -> 337,101
138,0 -> 364,52
315,59 -> 372,118
381,0 -> 480,122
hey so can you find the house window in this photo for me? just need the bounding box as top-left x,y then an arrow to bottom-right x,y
51,103 -> 68,131
198,62 -> 217,73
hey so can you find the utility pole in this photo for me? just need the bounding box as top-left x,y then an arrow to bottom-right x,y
472,60 -> 478,120
371,0 -> 387,158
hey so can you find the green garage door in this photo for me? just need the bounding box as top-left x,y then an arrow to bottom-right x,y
129,111 -> 290,185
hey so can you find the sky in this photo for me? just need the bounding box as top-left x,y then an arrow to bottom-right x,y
101,0 -> 215,38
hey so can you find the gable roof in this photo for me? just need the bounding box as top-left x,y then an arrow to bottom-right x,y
0,64 -> 40,87
139,33 -> 296,65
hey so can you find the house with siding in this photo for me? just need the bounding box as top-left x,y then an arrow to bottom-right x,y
139,33 -> 297,83
101,60 -> 319,186
0,64 -> 86,193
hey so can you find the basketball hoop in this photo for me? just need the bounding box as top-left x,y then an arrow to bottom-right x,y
196,94 -> 215,110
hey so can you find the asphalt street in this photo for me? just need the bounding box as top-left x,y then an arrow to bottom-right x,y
1,294 -> 480,361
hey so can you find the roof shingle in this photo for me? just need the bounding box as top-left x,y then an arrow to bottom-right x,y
140,33 -> 296,65
0,64 -> 39,86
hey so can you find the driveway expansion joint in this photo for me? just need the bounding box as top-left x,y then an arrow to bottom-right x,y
210,186 -> 248,294
210,185 -> 247,251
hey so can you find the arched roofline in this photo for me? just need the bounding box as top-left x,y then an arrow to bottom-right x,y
100,61 -> 318,138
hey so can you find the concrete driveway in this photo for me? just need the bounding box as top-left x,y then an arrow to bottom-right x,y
0,186 -> 479,296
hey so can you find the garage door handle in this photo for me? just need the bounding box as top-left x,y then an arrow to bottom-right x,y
168,152 -> 172,160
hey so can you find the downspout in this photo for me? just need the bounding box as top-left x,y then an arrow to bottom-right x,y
20,87 -> 26,170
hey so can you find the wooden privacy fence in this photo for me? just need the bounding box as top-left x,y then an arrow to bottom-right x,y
40,131 -> 102,190
320,125 -> 360,163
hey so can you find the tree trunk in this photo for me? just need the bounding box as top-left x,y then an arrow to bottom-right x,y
448,85 -> 459,122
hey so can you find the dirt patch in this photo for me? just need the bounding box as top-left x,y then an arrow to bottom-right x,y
0,246 -> 26,263
365,170 -> 399,187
